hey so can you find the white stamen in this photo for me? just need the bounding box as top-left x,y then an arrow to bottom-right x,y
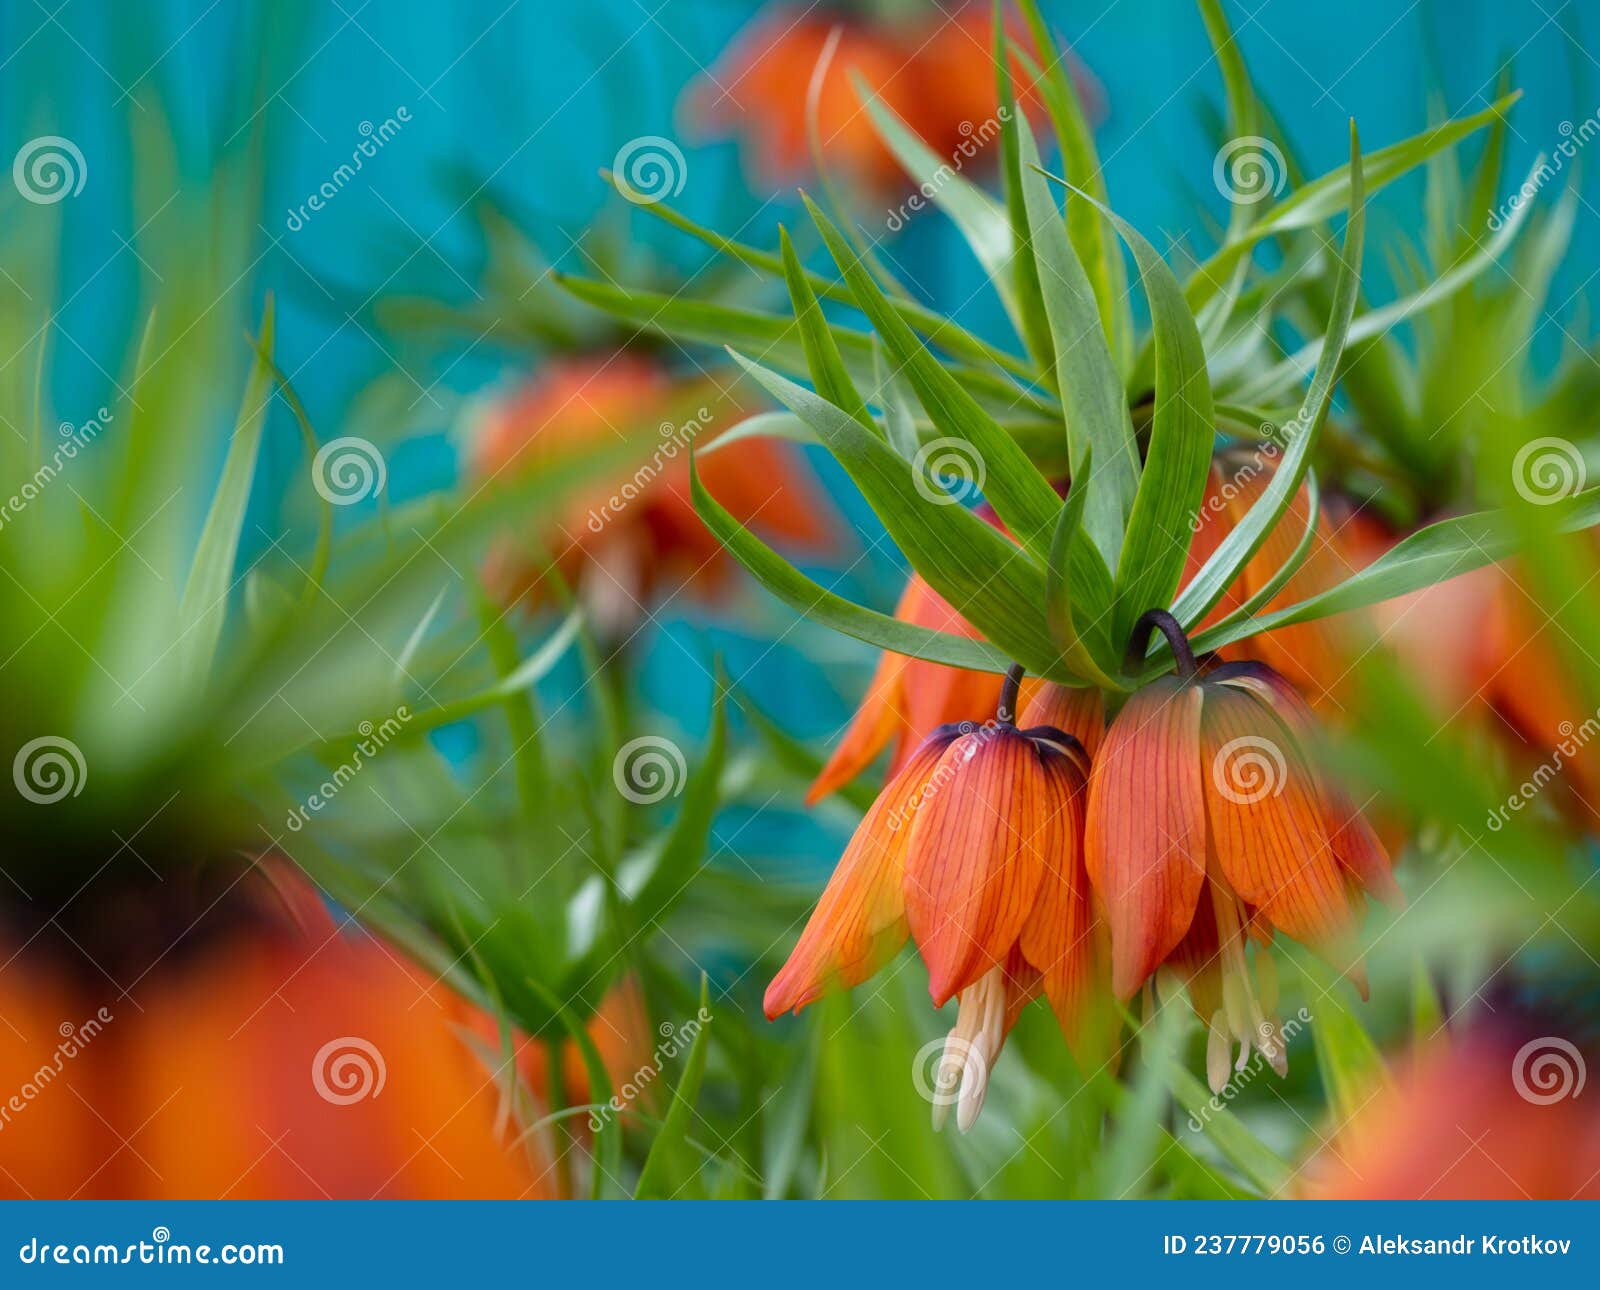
932,962 -> 1009,1133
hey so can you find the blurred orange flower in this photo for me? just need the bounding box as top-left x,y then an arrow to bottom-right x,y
0,863 -> 641,1199
683,2 -> 1102,198
469,351 -> 834,631
1303,1025 -> 1599,1199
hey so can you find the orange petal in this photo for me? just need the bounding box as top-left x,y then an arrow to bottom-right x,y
903,728 -> 1054,1006
766,732 -> 956,1018
1198,683 -> 1358,956
1221,454 -> 1365,708
1017,745 -> 1099,1041
1165,884 -> 1224,1024
806,647 -> 908,806
806,575 -> 999,802
1019,682 -> 1106,758
1085,678 -> 1208,999
1218,661 -> 1400,905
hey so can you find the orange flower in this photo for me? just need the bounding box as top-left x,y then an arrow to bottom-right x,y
769,667 -> 1105,1129
1331,504 -> 1600,824
807,574 -> 1006,804
1303,1025 -> 1600,1199
682,3 -> 1102,198
0,863 -> 549,1199
470,351 -> 832,629
1085,612 -> 1399,1091
1185,448 -> 1374,712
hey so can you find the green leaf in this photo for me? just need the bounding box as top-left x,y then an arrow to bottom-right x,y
1236,153 -> 1540,405
854,71 -> 1023,333
1163,1058 -> 1292,1196
803,194 -> 1064,560
1170,125 -> 1366,635
607,175 -> 1040,385
1044,450 -> 1121,687
557,270 -> 1048,421
1059,192 -> 1214,650
1292,951 -> 1388,1129
995,5 -> 1054,374
623,686 -> 728,935
1185,93 -> 1519,313
690,448 -> 1016,673
1190,487 -> 1600,659
727,348 -> 1066,673
1198,0 -> 1261,240
525,978 -> 624,1199
634,976 -> 714,1199
778,226 -> 874,432
1012,0 -> 1131,365
176,295 -> 275,684
1018,123 -> 1138,566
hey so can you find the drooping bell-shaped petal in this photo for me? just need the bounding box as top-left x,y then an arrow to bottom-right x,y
1217,661 -> 1401,907
1019,683 -> 1106,757
765,731 -> 958,1018
903,727 -> 1056,1006
1198,681 -> 1360,958
1085,677 -> 1208,1000
807,576 -> 1002,804
1017,740 -> 1100,1043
